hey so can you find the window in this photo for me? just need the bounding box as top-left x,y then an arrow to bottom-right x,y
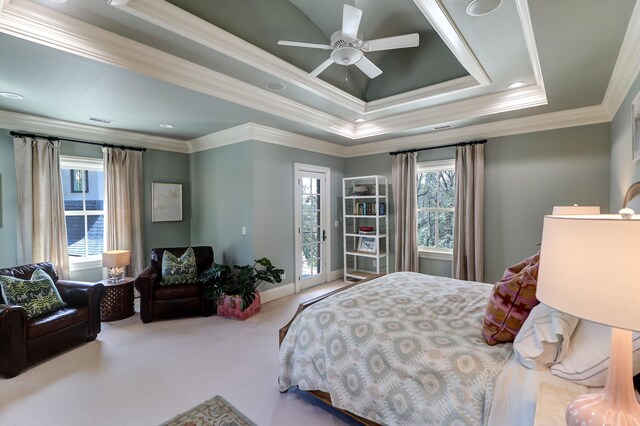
60,156 -> 105,269
70,169 -> 89,193
417,159 -> 455,258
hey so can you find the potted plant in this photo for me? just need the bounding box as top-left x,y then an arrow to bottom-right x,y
203,257 -> 283,320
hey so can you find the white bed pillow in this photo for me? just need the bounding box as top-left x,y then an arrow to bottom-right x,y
549,320 -> 640,386
514,303 -> 579,370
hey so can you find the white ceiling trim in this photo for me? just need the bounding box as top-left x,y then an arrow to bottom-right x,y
355,86 -> 547,139
0,109 -> 187,152
412,0 -> 490,85
602,0 -> 640,117
515,0 -> 545,90
345,105 -> 611,157
109,0 -> 490,115
188,123 -> 347,157
0,0 -> 355,139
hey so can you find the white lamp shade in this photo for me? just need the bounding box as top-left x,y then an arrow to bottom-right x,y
537,214 -> 640,331
552,205 -> 601,215
102,250 -> 130,268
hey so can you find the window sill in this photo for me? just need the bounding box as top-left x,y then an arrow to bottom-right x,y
69,258 -> 102,272
419,250 -> 453,261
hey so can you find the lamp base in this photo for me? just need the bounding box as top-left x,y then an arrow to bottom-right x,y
567,392 -> 640,426
107,266 -> 125,283
566,327 -> 640,426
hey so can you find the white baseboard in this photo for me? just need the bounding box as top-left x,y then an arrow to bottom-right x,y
260,282 -> 295,304
328,269 -> 344,282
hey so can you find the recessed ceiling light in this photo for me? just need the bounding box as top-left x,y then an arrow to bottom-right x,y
355,118 -> 366,123
88,117 -> 114,124
0,92 -> 23,100
160,123 -> 175,129
507,81 -> 527,89
265,82 -> 286,91
466,0 -> 502,16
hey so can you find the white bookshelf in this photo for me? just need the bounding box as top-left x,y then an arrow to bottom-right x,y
342,175 -> 389,282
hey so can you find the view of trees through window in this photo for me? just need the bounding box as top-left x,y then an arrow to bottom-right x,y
417,166 -> 455,251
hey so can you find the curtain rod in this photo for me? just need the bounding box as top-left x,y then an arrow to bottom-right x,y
389,139 -> 487,156
9,131 -> 147,152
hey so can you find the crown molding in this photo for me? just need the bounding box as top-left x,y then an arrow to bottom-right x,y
413,0 -> 490,85
0,0 -> 355,139
0,109 -> 187,152
355,85 -> 547,139
602,0 -> 640,118
515,0 -> 545,90
345,105 -> 610,157
188,123 -> 347,157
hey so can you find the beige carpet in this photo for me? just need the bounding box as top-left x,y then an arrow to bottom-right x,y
0,282 -> 359,426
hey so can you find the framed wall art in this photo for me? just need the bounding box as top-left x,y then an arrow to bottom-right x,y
357,236 -> 376,253
151,182 -> 182,222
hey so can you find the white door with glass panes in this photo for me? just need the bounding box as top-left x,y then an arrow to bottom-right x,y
294,164 -> 330,292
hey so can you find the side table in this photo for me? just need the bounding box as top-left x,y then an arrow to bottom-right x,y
99,277 -> 135,321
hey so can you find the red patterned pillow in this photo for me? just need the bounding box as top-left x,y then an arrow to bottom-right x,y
483,253 -> 540,345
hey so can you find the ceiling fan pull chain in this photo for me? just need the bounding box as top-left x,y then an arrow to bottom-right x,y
345,65 -> 348,82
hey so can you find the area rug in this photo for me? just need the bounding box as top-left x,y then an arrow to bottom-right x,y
160,395 -> 257,426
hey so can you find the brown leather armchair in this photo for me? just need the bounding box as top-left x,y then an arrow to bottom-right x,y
0,262 -> 105,378
135,246 -> 214,323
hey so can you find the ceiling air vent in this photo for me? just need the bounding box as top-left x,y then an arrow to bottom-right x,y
88,117 -> 114,124
433,124 -> 454,130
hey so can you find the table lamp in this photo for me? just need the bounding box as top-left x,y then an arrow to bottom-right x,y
552,205 -> 600,215
102,250 -> 130,283
537,209 -> 640,424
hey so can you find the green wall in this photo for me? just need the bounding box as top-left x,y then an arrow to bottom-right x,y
190,141 -> 346,290
346,125 -> 611,284
0,130 -> 191,280
610,71 -> 640,211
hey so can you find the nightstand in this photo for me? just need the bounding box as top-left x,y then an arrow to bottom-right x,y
534,381 -> 586,425
99,277 -> 135,321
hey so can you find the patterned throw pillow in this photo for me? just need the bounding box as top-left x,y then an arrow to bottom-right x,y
483,252 -> 540,345
0,268 -> 66,319
161,247 -> 198,286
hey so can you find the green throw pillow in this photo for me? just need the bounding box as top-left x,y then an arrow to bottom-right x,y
0,268 -> 66,319
161,247 -> 198,285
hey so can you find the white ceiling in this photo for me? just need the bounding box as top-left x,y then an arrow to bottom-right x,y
0,0 -> 637,155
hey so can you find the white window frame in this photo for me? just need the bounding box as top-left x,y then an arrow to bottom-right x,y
60,155 -> 105,271
417,159 -> 455,260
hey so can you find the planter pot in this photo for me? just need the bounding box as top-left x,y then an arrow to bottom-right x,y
216,292 -> 261,320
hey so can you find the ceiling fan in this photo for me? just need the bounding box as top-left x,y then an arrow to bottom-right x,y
277,4 -> 419,79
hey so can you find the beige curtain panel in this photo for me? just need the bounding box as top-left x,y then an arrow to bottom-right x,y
453,143 -> 485,282
392,152 -> 419,272
103,148 -> 144,277
13,137 -> 70,278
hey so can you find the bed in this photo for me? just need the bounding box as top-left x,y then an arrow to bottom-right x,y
278,272 -> 525,425
278,271 -> 601,425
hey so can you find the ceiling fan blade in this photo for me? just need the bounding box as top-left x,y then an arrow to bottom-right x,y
342,4 -> 363,40
278,40 -> 331,50
363,33 -> 419,52
308,58 -> 334,78
355,56 -> 382,79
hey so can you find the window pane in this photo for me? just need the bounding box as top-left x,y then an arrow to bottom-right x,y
85,170 -> 104,211
62,169 -> 83,211
302,194 -> 319,210
417,172 -> 437,208
417,210 -> 436,248
437,171 -> 456,208
86,214 -> 104,255
66,216 -> 86,257
437,211 -> 454,249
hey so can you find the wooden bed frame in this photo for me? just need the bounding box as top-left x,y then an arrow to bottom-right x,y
278,275 -> 383,426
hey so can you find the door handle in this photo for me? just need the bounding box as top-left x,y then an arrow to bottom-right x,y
322,230 -> 327,241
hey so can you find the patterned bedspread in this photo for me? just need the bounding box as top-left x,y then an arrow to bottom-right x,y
278,272 -> 513,425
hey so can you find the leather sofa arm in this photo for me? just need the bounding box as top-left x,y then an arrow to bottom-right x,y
0,304 -> 27,377
135,265 -> 160,296
56,280 -> 105,308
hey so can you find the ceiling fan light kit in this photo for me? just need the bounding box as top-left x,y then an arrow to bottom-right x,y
278,4 -> 419,80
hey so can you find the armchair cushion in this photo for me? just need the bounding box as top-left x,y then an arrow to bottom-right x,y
0,269 -> 66,319
161,247 -> 197,286
154,283 -> 201,300
28,307 -> 88,340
